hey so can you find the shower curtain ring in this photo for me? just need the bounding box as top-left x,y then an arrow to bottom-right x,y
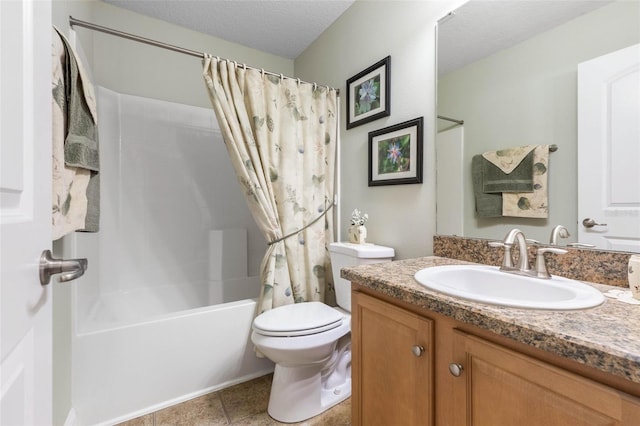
297,78 -> 300,86
280,73 -> 284,81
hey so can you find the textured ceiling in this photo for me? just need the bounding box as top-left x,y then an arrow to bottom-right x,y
101,1 -> 613,65
102,0 -> 355,59
438,0 -> 613,75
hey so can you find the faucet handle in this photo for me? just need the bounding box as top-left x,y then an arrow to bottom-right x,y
534,247 -> 568,279
488,241 -> 515,269
538,247 -> 569,255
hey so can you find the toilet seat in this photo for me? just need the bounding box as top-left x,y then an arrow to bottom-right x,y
253,302 -> 344,337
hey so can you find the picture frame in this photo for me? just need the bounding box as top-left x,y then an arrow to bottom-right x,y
346,56 -> 391,129
368,117 -> 423,186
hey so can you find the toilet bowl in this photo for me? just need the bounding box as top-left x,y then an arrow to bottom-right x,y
251,242 -> 394,423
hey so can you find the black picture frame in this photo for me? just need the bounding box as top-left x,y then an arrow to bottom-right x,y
368,117 -> 423,186
346,56 -> 391,129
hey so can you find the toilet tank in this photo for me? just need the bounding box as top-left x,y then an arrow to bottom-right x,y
329,242 -> 394,312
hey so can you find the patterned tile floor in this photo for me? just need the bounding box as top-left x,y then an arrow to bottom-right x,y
117,374 -> 351,425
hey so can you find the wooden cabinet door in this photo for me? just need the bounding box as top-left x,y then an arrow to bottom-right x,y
451,330 -> 640,426
352,292 -> 434,426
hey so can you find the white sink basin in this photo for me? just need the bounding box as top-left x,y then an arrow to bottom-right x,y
414,265 -> 605,310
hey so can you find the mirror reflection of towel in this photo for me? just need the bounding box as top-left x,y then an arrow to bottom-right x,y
472,155 -> 502,217
482,145 -> 536,173
482,149 -> 535,193
503,145 -> 550,218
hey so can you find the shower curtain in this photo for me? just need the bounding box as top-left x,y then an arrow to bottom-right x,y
203,57 -> 338,314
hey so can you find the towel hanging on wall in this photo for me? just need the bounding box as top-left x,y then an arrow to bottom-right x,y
52,26 -> 100,240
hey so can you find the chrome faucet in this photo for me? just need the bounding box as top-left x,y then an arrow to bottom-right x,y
490,228 -> 568,279
549,225 -> 570,245
489,228 -> 531,273
502,228 -> 531,272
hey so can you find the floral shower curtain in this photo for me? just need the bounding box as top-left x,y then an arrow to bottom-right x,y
202,56 -> 338,314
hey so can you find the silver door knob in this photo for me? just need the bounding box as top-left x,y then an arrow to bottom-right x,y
39,250 -> 88,285
582,218 -> 607,228
411,345 -> 424,357
449,363 -> 464,377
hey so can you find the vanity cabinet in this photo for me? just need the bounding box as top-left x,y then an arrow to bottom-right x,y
450,330 -> 640,425
352,288 -> 640,426
351,291 -> 434,426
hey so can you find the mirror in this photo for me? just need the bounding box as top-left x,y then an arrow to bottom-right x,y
436,0 -> 639,251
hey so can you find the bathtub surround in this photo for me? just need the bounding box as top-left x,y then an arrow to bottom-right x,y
50,3 -> 295,423
203,57 -> 339,313
68,89 -> 272,425
209,228 -> 248,281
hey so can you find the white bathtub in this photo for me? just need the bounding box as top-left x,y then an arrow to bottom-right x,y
69,89 -> 272,425
72,278 -> 273,425
78,277 -> 260,332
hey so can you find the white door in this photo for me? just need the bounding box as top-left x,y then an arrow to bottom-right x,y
578,44 -> 640,252
1,1 -> 53,425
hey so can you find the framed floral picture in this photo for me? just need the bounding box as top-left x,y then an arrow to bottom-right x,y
346,56 -> 391,129
368,117 -> 423,186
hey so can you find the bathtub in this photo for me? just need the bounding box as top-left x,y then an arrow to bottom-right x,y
72,278 -> 273,426
69,88 -> 272,425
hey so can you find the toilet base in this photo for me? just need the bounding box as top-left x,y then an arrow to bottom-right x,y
267,363 -> 351,423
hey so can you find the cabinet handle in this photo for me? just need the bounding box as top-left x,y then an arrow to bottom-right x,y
449,363 -> 464,377
411,345 -> 424,357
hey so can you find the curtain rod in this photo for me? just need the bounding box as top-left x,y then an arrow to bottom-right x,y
68,16 -> 339,95
437,115 -> 464,125
436,113 -> 558,152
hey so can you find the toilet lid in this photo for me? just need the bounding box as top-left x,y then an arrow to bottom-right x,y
253,302 -> 344,337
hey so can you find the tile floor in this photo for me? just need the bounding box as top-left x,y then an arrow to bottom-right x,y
117,374 -> 351,426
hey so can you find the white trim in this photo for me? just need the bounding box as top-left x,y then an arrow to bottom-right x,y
63,408 -> 77,426
335,96 -> 341,242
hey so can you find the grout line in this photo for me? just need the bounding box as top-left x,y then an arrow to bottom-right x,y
217,391 -> 233,425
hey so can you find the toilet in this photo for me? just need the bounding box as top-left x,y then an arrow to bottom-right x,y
251,242 -> 394,423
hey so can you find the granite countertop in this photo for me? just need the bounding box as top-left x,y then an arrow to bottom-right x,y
341,256 -> 640,386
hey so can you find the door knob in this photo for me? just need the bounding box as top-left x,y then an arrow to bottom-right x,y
411,345 -> 425,357
449,363 -> 464,377
582,218 -> 607,228
39,250 -> 88,285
